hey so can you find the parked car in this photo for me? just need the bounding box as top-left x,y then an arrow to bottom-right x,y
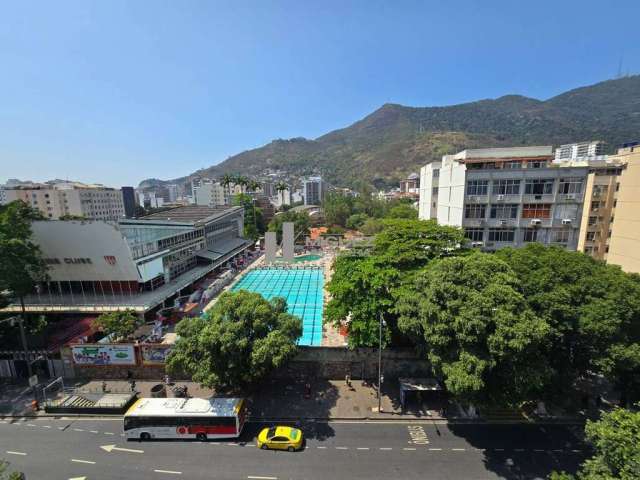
257,426 -> 303,451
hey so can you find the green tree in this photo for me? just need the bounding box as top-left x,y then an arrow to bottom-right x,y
0,201 -> 49,360
91,310 -> 142,341
495,244 -> 640,405
326,219 -> 465,347
0,460 -> 23,480
396,252 -> 551,405
359,217 -> 384,236
167,290 -> 302,390
385,203 -> 418,219
233,193 -> 265,241
322,192 -> 353,227
346,213 -> 369,230
221,173 -> 234,200
268,211 -> 311,243
550,407 -> 640,480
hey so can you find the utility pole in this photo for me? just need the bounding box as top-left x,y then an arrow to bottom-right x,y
19,297 -> 33,378
378,312 -> 383,413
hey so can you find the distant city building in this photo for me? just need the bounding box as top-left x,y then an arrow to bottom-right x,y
167,184 -> 179,203
418,163 -> 440,220
255,196 -> 275,223
400,173 -> 420,194
0,184 -> 6,205
606,142 -> 640,273
419,146 -> 588,251
138,190 -> 164,209
121,186 -> 137,218
261,181 -> 276,197
4,182 -> 125,221
194,181 -> 227,206
302,176 -> 326,205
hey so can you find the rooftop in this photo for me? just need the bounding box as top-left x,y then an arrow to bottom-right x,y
126,397 -> 243,417
136,205 -> 241,224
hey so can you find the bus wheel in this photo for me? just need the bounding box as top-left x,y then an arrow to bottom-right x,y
196,433 -> 207,442
140,432 -> 150,441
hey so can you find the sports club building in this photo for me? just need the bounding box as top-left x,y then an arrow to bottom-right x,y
2,205 -> 252,316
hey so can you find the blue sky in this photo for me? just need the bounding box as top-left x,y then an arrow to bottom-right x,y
1,0 -> 639,187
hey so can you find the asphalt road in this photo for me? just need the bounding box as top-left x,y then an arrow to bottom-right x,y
0,417 -> 588,480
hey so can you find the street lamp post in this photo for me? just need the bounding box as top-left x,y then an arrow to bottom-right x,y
378,312 -> 383,413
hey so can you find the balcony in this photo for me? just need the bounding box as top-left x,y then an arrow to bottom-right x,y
557,193 -> 583,203
486,218 -> 517,228
522,194 -> 554,203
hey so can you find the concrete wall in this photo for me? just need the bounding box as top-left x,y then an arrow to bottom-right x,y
418,162 -> 440,220
265,231 -> 277,263
437,156 -> 466,226
282,222 -> 294,262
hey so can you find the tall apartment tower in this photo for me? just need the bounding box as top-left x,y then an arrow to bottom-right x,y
4,182 -> 125,221
605,142 -> 640,273
121,186 -> 137,218
420,146 -> 588,251
302,176 -> 326,206
418,162 -> 440,220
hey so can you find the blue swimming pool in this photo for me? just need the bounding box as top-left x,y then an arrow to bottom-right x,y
231,268 -> 323,346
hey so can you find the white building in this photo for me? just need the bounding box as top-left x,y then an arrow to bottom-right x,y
418,162 -> 440,220
302,176 -> 326,205
554,141 -> 605,163
4,182 -> 125,221
194,182 -> 227,207
419,146 -> 589,251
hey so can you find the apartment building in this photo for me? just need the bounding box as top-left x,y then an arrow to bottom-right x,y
420,146 -> 588,250
605,142 -> 640,273
194,181 -> 227,207
4,182 -> 125,221
302,176 -> 326,205
418,162 -> 440,220
554,140 -> 605,163
400,173 -> 420,194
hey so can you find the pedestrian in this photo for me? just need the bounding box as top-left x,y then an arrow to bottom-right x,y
345,374 -> 351,388
164,374 -> 170,385
101,381 -> 107,393
130,380 -> 136,393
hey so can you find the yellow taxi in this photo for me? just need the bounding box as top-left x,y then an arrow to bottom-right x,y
257,426 -> 304,451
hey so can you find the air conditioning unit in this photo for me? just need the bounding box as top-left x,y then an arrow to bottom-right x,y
562,219 -> 572,225
467,196 -> 477,202
530,219 -> 542,226
496,194 -> 505,201
471,241 -> 484,247
565,194 -> 576,200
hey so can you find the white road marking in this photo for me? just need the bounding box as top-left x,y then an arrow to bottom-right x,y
247,476 -> 277,480
71,458 -> 96,464
335,446 -> 348,450
6,451 -> 27,456
316,446 -> 327,449
154,469 -> 182,475
572,449 -> 582,453
356,447 -> 369,450
90,430 -> 99,434
42,425 -> 51,428
104,432 -> 115,435
27,423 -> 37,427
428,448 -> 442,451
58,427 -> 66,430
515,448 -> 525,452
552,449 -> 563,452
73,428 -> 85,432
452,448 -> 466,451
100,444 -> 144,454
403,447 -> 417,451
379,447 -> 392,451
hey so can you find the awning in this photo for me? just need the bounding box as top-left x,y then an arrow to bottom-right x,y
195,249 -> 223,261
209,237 -> 249,255
399,377 -> 443,410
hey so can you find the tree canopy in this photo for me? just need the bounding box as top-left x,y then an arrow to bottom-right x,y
167,290 -> 302,390
92,310 -> 142,341
233,193 -> 265,241
396,252 -> 550,404
551,406 -> 640,480
326,219 -> 465,347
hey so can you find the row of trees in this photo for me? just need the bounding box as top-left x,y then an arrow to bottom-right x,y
321,185 -> 418,234
326,219 -> 640,407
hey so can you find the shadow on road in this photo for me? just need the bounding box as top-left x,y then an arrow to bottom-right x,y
448,423 -> 589,479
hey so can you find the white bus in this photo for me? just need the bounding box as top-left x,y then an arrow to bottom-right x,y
124,397 -> 247,441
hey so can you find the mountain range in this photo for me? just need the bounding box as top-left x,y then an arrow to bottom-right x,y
140,75 -> 640,190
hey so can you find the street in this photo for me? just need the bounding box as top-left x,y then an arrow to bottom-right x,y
0,417 -> 588,479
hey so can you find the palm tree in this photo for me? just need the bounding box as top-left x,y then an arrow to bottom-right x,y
221,173 -> 233,205
275,181 -> 289,206
247,180 -> 261,193
234,175 -> 248,194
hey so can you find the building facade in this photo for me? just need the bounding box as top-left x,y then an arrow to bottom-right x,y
420,146 -> 588,251
4,182 -> 125,221
1,205 -> 250,315
121,186 -> 137,218
193,181 -> 227,206
302,176 -> 326,205
605,142 -> 640,273
418,163 -> 440,220
554,140 -> 606,163
400,173 -> 420,194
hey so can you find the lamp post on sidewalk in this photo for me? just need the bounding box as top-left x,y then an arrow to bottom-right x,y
378,312 -> 384,413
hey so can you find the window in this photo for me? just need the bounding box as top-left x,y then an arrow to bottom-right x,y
590,201 -> 601,211
551,230 -> 570,244
492,179 -> 520,195
528,160 -> 548,169
466,180 -> 489,196
488,229 -> 515,242
464,204 -> 486,219
433,169 -> 440,178
559,178 -> 583,194
522,204 -> 551,219
588,216 -> 598,226
525,179 -> 554,195
523,229 -> 538,242
586,231 -> 596,241
465,228 -> 484,242
504,161 -> 522,169
593,185 -> 608,197
554,204 -> 578,220
490,204 -> 518,219
432,187 -> 438,195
